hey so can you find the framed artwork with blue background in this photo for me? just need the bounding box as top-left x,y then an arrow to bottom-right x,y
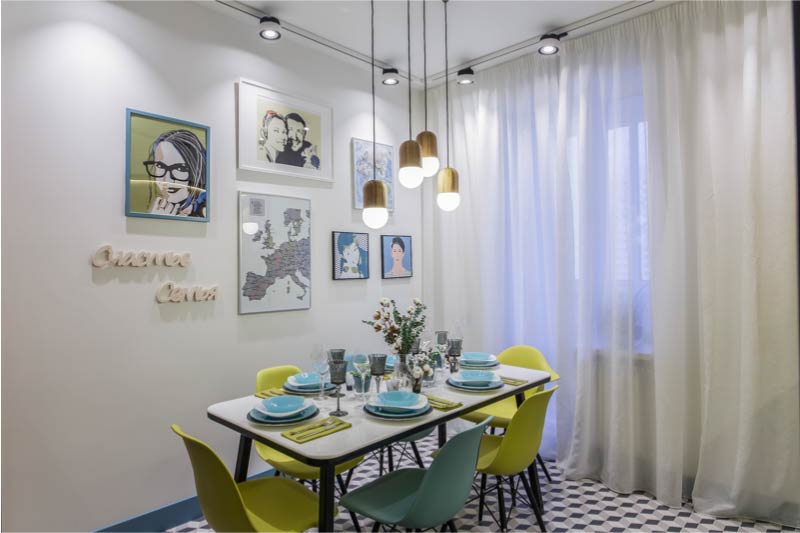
332,231 -> 369,280
352,137 -> 394,211
125,108 -> 210,222
381,235 -> 412,279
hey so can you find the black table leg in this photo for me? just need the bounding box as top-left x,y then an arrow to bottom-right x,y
318,462 -> 336,532
438,422 -> 447,447
514,392 -> 525,407
233,435 -> 252,483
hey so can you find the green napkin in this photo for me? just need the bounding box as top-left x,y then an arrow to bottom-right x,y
500,376 -> 528,386
424,394 -> 463,411
281,417 -> 351,444
254,388 -> 288,399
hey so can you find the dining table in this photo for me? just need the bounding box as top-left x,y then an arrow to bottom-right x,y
207,364 -> 551,532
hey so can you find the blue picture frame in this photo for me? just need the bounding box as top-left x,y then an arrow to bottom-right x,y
381,235 -> 412,279
332,231 -> 369,280
125,108 -> 210,222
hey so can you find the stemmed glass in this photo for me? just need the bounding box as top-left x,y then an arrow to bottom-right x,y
352,354 -> 371,403
328,349 -> 346,398
311,348 -> 330,401
329,360 -> 348,417
368,354 -> 387,399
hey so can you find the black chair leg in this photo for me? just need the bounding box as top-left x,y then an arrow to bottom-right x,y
521,472 -> 546,532
410,441 -> 425,468
372,521 -> 382,532
511,475 -> 517,507
379,448 -> 385,476
345,466 -> 355,490
447,519 -> 457,532
528,464 -> 544,514
311,479 -> 318,493
388,446 -> 395,472
496,476 -> 507,532
537,454 -> 552,482
336,474 -> 347,494
478,473 -> 487,521
490,426 -> 496,435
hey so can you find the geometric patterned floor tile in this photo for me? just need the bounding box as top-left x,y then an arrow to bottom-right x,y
168,434 -> 798,533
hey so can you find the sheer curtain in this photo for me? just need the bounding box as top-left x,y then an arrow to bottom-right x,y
424,1 -> 799,526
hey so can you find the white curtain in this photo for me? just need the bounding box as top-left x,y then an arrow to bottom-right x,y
425,1 -> 799,526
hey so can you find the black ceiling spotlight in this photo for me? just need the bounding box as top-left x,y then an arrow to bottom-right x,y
259,16 -> 281,40
537,32 -> 568,55
382,68 -> 400,85
457,67 -> 475,85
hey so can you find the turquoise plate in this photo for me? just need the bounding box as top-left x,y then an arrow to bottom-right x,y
284,382 -> 337,395
461,352 -> 494,361
248,405 -> 319,426
363,404 -> 433,420
446,377 -> 504,391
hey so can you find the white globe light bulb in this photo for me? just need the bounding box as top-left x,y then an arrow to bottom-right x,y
422,156 -> 440,178
398,166 -> 424,189
242,222 -> 259,235
436,192 -> 461,212
362,207 -> 389,229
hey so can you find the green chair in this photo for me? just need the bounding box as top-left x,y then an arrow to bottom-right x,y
461,345 -> 559,481
172,424 -> 327,532
341,417 -> 493,532
474,387 -> 558,532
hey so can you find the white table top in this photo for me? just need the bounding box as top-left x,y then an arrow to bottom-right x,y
208,365 -> 550,465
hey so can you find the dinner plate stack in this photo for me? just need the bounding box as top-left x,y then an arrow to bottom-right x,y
458,352 -> 500,368
363,391 -> 432,420
283,372 -> 337,395
447,369 -> 504,391
248,396 -> 319,426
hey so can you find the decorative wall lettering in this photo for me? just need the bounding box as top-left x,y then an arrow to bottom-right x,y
91,245 -> 191,268
155,282 -> 218,303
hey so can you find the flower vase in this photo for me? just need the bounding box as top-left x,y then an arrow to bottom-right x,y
393,354 -> 413,391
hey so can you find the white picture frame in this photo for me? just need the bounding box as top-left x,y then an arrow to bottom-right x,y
237,78 -> 333,182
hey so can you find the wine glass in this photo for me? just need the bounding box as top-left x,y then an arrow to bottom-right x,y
310,348 -> 330,401
352,354 -> 371,402
329,360 -> 348,417
368,354 -> 387,399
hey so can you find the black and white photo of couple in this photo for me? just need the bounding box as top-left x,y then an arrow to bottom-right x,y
259,110 -> 320,170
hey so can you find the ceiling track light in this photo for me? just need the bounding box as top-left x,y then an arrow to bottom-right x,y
537,32 -> 567,55
259,16 -> 281,40
381,68 -> 400,86
398,0 -> 424,189
362,0 -> 389,230
457,67 -> 475,85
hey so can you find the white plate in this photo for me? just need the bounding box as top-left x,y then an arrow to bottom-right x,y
367,394 -> 429,413
287,375 -> 322,389
252,398 -> 313,418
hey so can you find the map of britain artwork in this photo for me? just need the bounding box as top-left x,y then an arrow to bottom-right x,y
239,192 -> 311,314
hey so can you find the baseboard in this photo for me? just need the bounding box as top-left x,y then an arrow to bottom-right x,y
95,467 -> 275,532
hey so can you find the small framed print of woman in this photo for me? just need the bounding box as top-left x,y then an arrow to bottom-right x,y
332,232 -> 369,280
126,109 -> 210,222
381,235 -> 412,279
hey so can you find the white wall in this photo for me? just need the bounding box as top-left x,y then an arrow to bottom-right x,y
1,2 -> 425,530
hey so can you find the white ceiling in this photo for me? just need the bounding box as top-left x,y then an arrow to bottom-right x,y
236,0 -> 634,79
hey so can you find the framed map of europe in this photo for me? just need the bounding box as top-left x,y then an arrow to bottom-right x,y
239,191 -> 311,314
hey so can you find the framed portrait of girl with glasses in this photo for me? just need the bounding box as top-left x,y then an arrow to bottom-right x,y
125,108 -> 210,222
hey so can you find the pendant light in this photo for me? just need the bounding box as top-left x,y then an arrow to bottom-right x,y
362,0 -> 389,229
437,0 -> 460,212
416,0 -> 440,178
398,0 -> 424,189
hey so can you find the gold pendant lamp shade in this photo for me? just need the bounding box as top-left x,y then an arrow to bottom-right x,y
362,177 -> 389,229
417,130 -> 440,177
362,0 -> 389,230
437,167 -> 460,211
398,139 -> 424,189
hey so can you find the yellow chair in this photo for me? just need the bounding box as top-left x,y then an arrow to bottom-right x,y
172,424 -> 325,532
461,345 -> 559,481
474,387 -> 558,532
255,366 -> 364,486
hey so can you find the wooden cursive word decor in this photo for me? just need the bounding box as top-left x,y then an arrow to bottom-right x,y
156,282 -> 218,303
91,245 -> 191,268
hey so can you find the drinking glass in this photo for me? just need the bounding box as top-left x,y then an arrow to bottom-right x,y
351,354 -> 371,402
435,330 -> 449,346
329,360 -> 348,416
311,349 -> 330,401
328,349 -> 345,362
368,354 -> 387,398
